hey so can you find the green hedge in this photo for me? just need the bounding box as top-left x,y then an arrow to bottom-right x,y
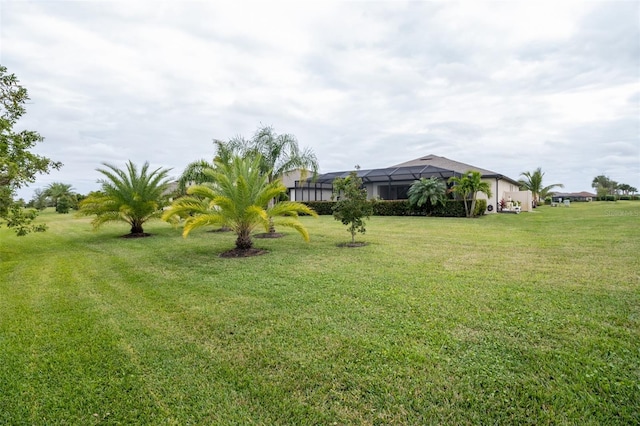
371,200 -> 412,216
303,199 -> 488,217
302,201 -> 335,215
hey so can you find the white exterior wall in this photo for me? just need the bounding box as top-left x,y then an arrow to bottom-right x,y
481,178 -> 527,213
503,191 -> 532,212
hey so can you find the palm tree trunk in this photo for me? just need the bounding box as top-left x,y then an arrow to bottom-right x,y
130,222 -> 144,234
235,228 -> 253,250
268,197 -> 276,234
463,197 -> 470,218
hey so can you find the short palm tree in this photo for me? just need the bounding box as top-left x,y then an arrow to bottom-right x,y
407,177 -> 447,212
449,170 -> 492,218
44,182 -> 75,208
162,155 -> 317,252
78,161 -> 171,235
519,168 -> 563,205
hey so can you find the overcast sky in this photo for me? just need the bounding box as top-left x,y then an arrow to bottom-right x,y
2,0 -> 639,199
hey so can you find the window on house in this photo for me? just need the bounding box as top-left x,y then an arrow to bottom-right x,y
378,185 -> 411,200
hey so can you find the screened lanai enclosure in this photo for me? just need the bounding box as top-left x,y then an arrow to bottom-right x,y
290,165 -> 463,202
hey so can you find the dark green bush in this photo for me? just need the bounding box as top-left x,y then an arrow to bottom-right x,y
473,199 -> 487,216
619,195 -> 630,200
55,196 -> 72,214
304,199 -> 487,217
371,200 -> 411,216
429,200 -> 467,217
302,201 -> 335,215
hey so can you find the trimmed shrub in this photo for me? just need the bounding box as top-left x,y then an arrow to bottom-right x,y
473,199 -> 488,216
302,201 -> 335,215
305,199 -> 486,217
371,200 -> 411,216
429,200 -> 467,217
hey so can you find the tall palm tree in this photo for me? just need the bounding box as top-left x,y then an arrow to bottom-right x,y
449,170 -> 492,218
519,168 -> 564,205
241,125 -> 319,234
177,139 -> 245,194
407,177 -> 447,211
162,155 -> 317,253
78,161 -> 171,236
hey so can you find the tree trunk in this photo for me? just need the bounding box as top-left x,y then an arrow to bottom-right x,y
268,216 -> 276,234
469,197 -> 476,217
130,222 -> 144,234
463,197 -> 470,218
235,228 -> 253,250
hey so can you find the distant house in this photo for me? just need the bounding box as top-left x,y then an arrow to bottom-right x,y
551,192 -> 595,202
291,154 -> 530,213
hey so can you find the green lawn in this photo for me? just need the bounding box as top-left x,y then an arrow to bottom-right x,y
1,202 -> 638,424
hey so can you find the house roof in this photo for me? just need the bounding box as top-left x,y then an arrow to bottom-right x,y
552,191 -> 596,198
392,154 -> 520,185
308,154 -> 519,185
392,154 -> 497,176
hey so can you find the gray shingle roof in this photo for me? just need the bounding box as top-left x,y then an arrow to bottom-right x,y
391,154 -> 498,176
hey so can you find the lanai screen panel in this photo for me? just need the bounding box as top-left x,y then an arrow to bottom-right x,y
311,165 -> 459,184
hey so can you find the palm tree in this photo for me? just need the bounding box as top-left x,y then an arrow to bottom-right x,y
591,175 -> 618,198
176,139 -> 245,194
44,182 -> 75,208
407,177 -> 447,212
449,170 -> 492,218
519,168 -> 564,205
78,161 -> 171,236
162,155 -> 317,253
241,125 -> 319,234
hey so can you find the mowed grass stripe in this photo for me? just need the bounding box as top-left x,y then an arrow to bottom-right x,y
1,202 -> 638,424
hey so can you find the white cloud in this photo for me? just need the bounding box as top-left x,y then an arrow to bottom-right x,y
1,0 -> 638,200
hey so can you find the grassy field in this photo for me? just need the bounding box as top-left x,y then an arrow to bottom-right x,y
1,202 -> 638,424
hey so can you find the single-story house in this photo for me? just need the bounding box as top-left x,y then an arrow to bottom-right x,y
551,192 -> 595,202
289,154 -> 530,213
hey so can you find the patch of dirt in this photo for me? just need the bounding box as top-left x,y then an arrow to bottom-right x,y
120,233 -> 152,238
253,232 -> 285,239
337,242 -> 368,248
219,248 -> 268,258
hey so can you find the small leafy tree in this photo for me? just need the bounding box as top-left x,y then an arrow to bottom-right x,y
332,169 -> 373,244
78,161 -> 171,236
55,195 -> 73,214
407,177 -> 447,212
1,65 -> 62,235
449,170 -> 492,218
